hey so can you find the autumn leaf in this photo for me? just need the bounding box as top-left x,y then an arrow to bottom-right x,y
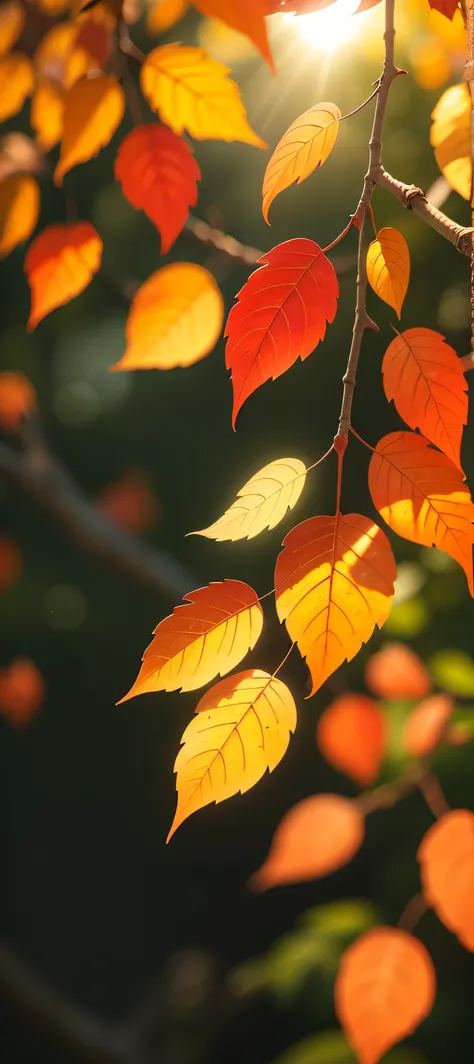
0,52 -> 34,122
33,22 -> 78,87
366,227 -> 410,318
335,927 -> 436,1064
0,372 -> 37,432
226,239 -> 338,427
0,131 -> 43,181
112,262 -> 223,371
0,537 -> 22,593
119,580 -> 263,700
368,431 -> 474,595
265,0 -> 338,12
25,222 -> 103,330
192,0 -> 273,68
365,642 -> 431,700
140,44 -> 265,145
0,657 -> 45,727
317,695 -> 386,786
262,102 -> 340,223
147,0 -> 189,34
114,124 -> 200,255
275,514 -> 395,697
403,693 -> 454,757
190,457 -> 307,541
430,83 -> 471,200
167,669 -> 297,839
0,1 -> 25,57
429,0 -> 460,18
382,327 -> 467,469
96,469 -> 158,534
31,79 -> 65,151
250,794 -> 365,890
54,74 -> 125,186
418,809 -> 474,950
0,174 -> 40,259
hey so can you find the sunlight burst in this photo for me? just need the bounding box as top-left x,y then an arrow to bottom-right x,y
284,0 -> 373,54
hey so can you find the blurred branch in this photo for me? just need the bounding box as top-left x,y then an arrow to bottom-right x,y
0,419 -> 197,604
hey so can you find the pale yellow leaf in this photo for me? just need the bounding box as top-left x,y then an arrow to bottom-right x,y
190,457 -> 307,541
0,52 -> 34,122
140,43 -> 266,145
262,102 -> 340,224
54,73 -> 125,186
430,83 -> 471,200
112,262 -> 224,371
366,226 -> 410,318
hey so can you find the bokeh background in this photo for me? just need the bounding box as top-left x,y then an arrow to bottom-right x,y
1,1 -> 474,1061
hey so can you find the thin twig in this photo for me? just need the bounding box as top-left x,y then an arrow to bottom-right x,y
357,763 -> 426,816
397,893 -> 429,934
418,771 -> 450,819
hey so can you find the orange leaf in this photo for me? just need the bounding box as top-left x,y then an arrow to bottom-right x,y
335,927 -> 436,1064
114,124 -> 200,255
119,579 -> 263,700
365,642 -> 431,700
0,1 -> 25,57
33,22 -> 78,87
262,102 -> 340,224
382,327 -> 467,469
275,514 -> 396,697
366,227 -> 410,318
146,0 -> 189,34
226,239 -> 339,427
418,809 -> 474,949
0,536 -> 22,592
250,794 -> 365,890
0,657 -> 45,727
368,431 -> 474,595
0,52 -> 34,122
403,693 -> 454,757
0,174 -> 40,259
25,222 -> 103,329
31,79 -> 65,151
112,262 -> 223,371
429,0 -> 460,17
192,0 -> 273,69
0,372 -> 37,432
54,74 -> 125,186
168,669 -> 296,839
317,694 -> 386,786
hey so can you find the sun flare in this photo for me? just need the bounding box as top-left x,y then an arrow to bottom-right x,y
283,0 -> 374,54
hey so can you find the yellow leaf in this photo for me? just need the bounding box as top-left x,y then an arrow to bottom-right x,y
54,74 -> 125,186
275,514 -> 396,697
431,83 -> 471,200
190,457 -> 307,541
140,43 -> 266,145
366,226 -> 410,318
167,669 -> 297,839
0,1 -> 25,57
119,579 -> 263,700
409,36 -> 451,91
112,262 -> 224,371
31,79 -> 65,151
0,52 -> 34,122
146,0 -> 189,34
0,174 -> 39,259
262,102 -> 341,224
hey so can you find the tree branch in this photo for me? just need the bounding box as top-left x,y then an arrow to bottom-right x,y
375,169 -> 473,256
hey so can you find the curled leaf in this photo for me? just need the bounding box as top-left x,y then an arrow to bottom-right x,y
54,73 -> 125,186
25,222 -> 103,329
365,642 -> 431,700
366,226 -> 410,318
0,174 -> 40,259
317,694 -> 386,786
190,457 -> 307,541
262,102 -> 340,223
418,809 -> 474,950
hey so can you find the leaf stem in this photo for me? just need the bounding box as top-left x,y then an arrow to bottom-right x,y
339,81 -> 381,123
306,442 -> 335,472
350,426 -> 375,452
418,771 -> 450,820
397,892 -> 429,934
272,643 -> 295,678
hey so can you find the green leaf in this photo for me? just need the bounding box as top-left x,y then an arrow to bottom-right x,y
429,649 -> 474,697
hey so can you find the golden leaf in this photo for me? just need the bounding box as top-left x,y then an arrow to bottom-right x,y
31,79 -> 65,151
112,262 -> 224,371
190,457 -> 307,541
366,226 -> 410,318
146,0 -> 189,33
431,83 -> 471,200
140,43 -> 266,145
262,102 -> 340,223
0,52 -> 34,123
0,1 -> 25,58
167,669 -> 297,839
54,74 -> 125,186
0,174 -> 40,259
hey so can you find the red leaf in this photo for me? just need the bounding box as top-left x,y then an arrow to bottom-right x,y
225,238 -> 338,427
0,657 -> 44,727
365,642 -> 431,700
115,124 -> 200,255
317,694 -> 386,786
428,0 -> 459,17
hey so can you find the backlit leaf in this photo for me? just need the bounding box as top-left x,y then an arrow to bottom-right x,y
33,22 -> 78,87
366,227 -> 410,318
31,79 -> 65,151
190,457 -> 307,541
265,1 -> 338,12
0,372 -> 37,432
403,693 -> 454,757
317,695 -> 386,786
114,124 -> 200,255
146,0 -> 189,34
25,222 -> 103,329
0,657 -> 45,727
382,327 -> 467,469
226,238 -> 338,427
0,1 -> 25,57
430,83 -> 471,200
262,102 -> 340,224
140,44 -> 265,145
112,262 -> 223,371
365,642 -> 431,700
192,0 -> 273,67
0,174 -> 39,259
335,927 -> 436,1064
418,809 -> 474,949
0,52 -> 34,122
250,794 -> 364,890
54,73 -> 125,186
275,514 -> 396,697
368,431 -> 474,595
167,669 -> 296,839
429,0 -> 460,18
119,579 -> 263,700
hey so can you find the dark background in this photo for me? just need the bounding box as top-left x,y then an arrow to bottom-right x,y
1,3 -> 474,1062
